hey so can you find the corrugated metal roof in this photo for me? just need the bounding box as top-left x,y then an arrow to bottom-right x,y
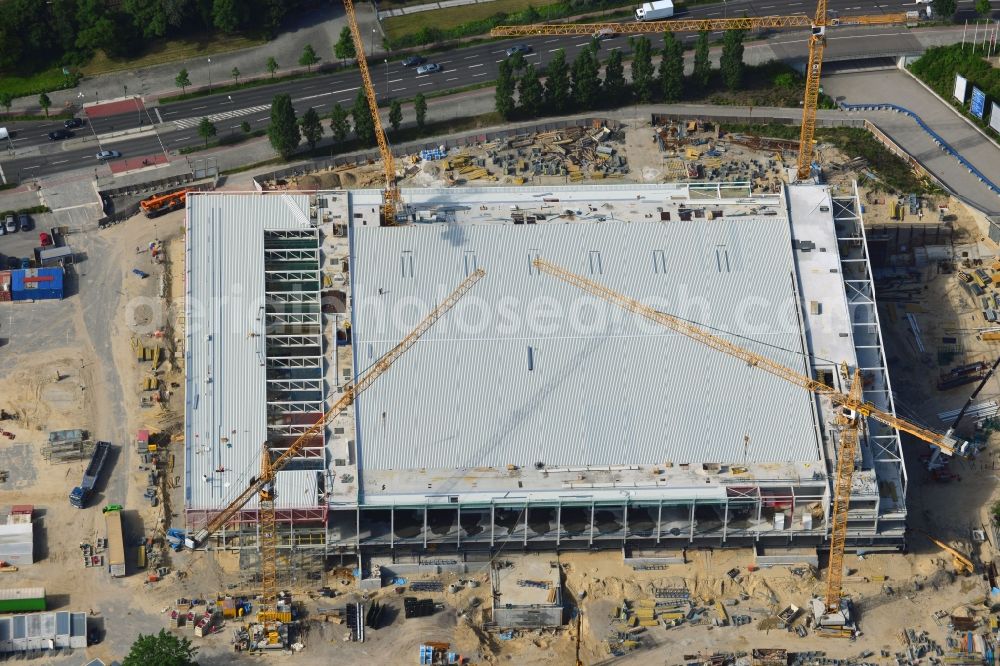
351,218 -> 822,472
0,589 -> 44,601
184,193 -> 319,511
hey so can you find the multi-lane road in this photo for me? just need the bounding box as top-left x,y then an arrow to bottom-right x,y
0,0 -> 980,183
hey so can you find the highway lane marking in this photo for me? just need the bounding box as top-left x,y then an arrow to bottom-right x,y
0,163 -> 4,185
176,136 -> 192,141
468,64 -> 484,68
574,42 -> 589,46
548,48 -> 562,52
492,49 -> 507,53
420,82 -> 433,86
162,110 -> 177,115
51,159 -> 69,164
389,78 -> 403,83
439,60 -> 452,64
545,39 -> 559,43
473,72 -> 487,77
705,10 -> 719,15
22,165 -> 39,170
446,77 -> 459,81
464,55 -> 477,59
192,105 -> 208,110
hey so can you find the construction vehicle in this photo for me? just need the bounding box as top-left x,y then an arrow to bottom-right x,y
140,189 -> 189,218
529,257 -> 969,633
635,0 -> 673,21
918,530 -> 974,575
342,0 -> 402,223
105,506 -> 126,577
490,0 -> 910,181
69,440 -> 111,508
186,269 -> 486,621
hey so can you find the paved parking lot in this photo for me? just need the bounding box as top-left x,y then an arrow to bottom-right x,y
0,215 -> 47,269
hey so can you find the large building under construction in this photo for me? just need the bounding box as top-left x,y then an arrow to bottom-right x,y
184,182 -> 907,577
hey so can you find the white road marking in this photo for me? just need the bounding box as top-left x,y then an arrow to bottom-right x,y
439,60 -> 452,64
545,38 -> 559,43
492,49 -> 507,53
0,163 -> 5,185
420,82 -> 432,86
705,10 -> 720,15
468,63 -> 484,68
22,165 -> 39,170
192,105 -> 208,110
163,110 -> 177,115
473,72 -> 487,77
155,108 -> 164,123
389,78 -> 402,83
464,55 -> 477,59
548,48 -> 562,52
446,77 -> 459,81
51,159 -> 69,164
574,42 -> 589,46
176,135 -> 192,141
392,88 -> 405,92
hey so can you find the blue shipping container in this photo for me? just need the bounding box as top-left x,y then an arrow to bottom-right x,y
11,268 -> 64,301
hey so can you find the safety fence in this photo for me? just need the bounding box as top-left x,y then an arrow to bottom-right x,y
842,102 -> 1000,199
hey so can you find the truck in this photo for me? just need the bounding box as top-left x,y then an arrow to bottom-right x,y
69,440 -> 110,508
105,506 -> 126,577
635,0 -> 673,21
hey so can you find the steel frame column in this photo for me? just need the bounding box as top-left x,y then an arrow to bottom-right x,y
490,503 -> 495,548
655,500 -> 663,544
556,502 -> 562,547
422,507 -> 428,549
688,501 -> 696,542
623,502 -> 629,544
589,503 -> 595,548
390,506 -> 395,549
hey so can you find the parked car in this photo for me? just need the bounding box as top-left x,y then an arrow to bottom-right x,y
18,214 -> 31,232
402,55 -> 426,67
48,129 -> 74,141
505,44 -> 533,56
19,258 -> 29,269
5,257 -> 17,269
96,150 -> 121,161
64,117 -> 84,129
416,63 -> 442,75
39,232 -> 52,247
4,215 -> 16,233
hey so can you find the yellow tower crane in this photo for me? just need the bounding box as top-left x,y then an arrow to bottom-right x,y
189,269 -> 486,620
343,0 -> 403,223
529,257 -> 969,626
490,1 -> 909,180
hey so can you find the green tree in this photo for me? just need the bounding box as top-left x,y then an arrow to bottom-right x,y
329,103 -> 350,143
774,72 -> 795,89
299,43 -> 320,72
693,31 -> 712,90
495,59 -> 517,119
122,0 -> 167,38
388,99 -> 403,133
38,92 -> 51,118
518,63 -> 544,118
265,56 -> 279,78
0,92 -> 13,118
544,49 -> 571,113
659,32 -> 684,103
267,93 -> 301,159
630,36 -> 655,102
933,0 -> 958,18
175,68 -> 191,93
122,629 -> 197,666
231,66 -> 240,84
212,0 -> 240,33
571,46 -> 601,110
240,120 -> 251,134
414,93 -> 427,130
197,116 -> 217,147
351,90 -> 375,146
602,49 -> 628,104
335,26 -> 356,63
975,0 -> 992,16
720,29 -> 745,91
300,106 -> 324,150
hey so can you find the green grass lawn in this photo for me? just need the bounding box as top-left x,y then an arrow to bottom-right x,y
383,0 -> 544,41
0,67 -> 77,99
81,33 -> 267,77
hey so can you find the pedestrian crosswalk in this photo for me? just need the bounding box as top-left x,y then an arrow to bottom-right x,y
173,104 -> 271,129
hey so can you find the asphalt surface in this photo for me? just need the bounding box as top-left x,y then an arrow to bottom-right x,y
0,0 -> 987,182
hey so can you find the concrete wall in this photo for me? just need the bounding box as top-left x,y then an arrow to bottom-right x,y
493,604 -> 563,629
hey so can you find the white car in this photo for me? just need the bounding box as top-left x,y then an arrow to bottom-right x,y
96,150 -> 121,161
416,63 -> 442,75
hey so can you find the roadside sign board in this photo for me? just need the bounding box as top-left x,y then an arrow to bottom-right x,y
954,74 -> 968,102
971,87 -> 987,119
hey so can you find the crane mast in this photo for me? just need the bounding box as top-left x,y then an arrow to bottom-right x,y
490,4 -> 908,181
191,269 -> 487,617
343,0 -> 402,223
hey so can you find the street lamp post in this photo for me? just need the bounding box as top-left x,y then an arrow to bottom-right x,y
207,58 -> 213,92
371,28 -> 376,57
384,59 -> 389,100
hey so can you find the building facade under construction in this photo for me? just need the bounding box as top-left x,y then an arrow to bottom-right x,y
184,183 -> 908,577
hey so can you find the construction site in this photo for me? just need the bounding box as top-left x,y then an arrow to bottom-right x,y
3,0 -> 1000,664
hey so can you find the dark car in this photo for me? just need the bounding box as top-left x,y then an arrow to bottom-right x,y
505,44 -> 533,57
402,55 -> 426,67
19,258 -> 30,269
48,129 -> 74,141
18,213 -> 30,232
64,117 -> 84,129
5,257 -> 17,270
